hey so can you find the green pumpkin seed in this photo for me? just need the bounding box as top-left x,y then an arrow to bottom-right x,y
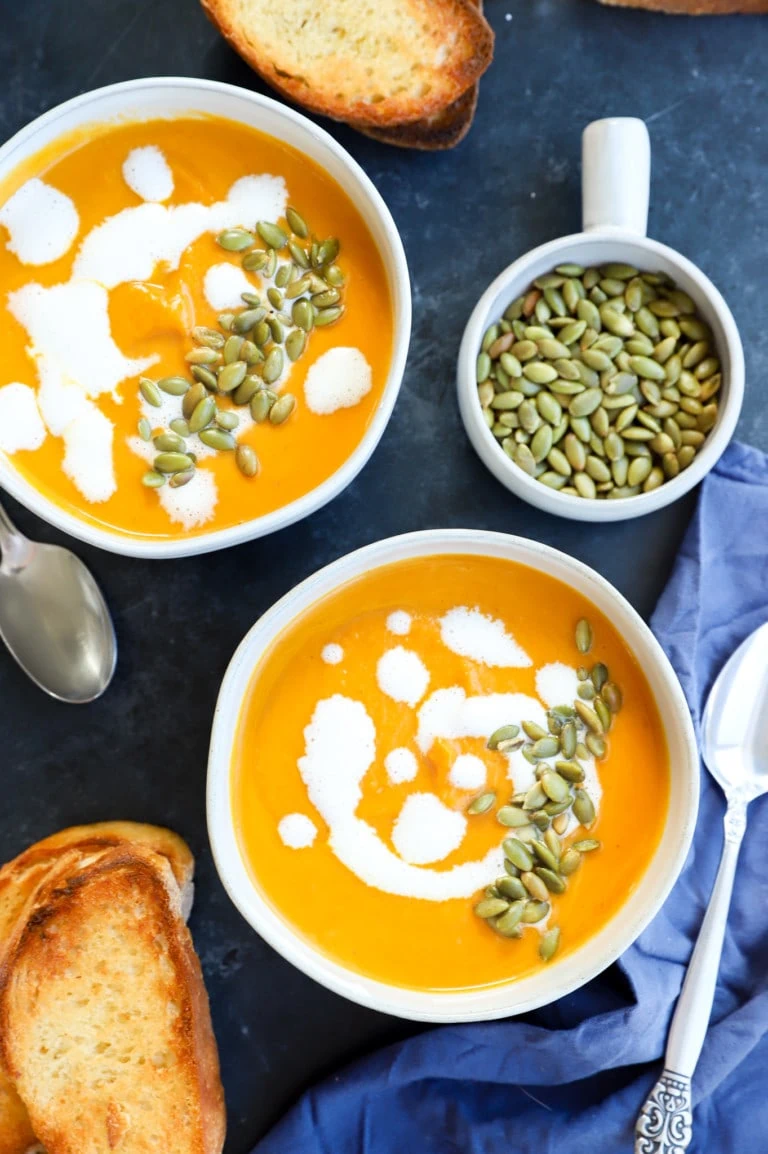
493,900 -> 525,936
503,838 -> 534,871
560,848 -> 581,876
242,250 -> 269,272
569,389 -> 602,418
572,838 -> 601,852
590,663 -> 608,692
192,326 -> 226,349
468,791 -> 496,815
189,365 -> 217,392
269,393 -> 296,425
285,206 -> 309,237
263,348 -> 285,385
555,759 -> 584,783
233,308 -> 267,335
233,376 -> 261,407
217,227 -> 255,251
535,868 -> 566,895
218,361 -> 248,393
316,237 -> 340,266
575,618 -> 592,653
199,428 -> 235,451
585,732 -> 606,759
497,806 -> 530,828
292,298 -> 315,332
523,782 -> 548,811
475,898 -> 510,919
235,444 -> 259,478
594,698 -> 612,732
250,391 -> 274,423
223,335 -> 245,364
155,375 -> 190,396
488,724 -> 520,749
602,682 -> 623,712
573,790 -> 596,827
539,927 -> 561,962
531,839 -> 559,872
257,221 -> 287,249
532,810 -> 551,832
182,383 -> 207,420
523,361 -> 558,385
541,772 -> 570,804
520,871 -> 549,902
137,417 -> 152,442
153,432 -> 185,452
186,346 -> 220,366
522,721 -> 548,741
216,410 -> 240,431
574,699 -> 603,733
139,377 -> 162,407
169,469 -> 195,489
218,311 -> 235,331
142,470 -> 165,488
530,737 -> 559,759
188,396 -> 217,433
154,452 -> 195,474
530,424 -> 553,463
522,899 -> 550,924
560,721 -> 577,759
496,876 -> 526,901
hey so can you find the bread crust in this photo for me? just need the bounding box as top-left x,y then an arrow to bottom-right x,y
201,0 -> 494,127
0,845 -> 225,1154
597,0 -> 767,11
360,0 -> 481,149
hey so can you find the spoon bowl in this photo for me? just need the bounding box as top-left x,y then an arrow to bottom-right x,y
0,502 -> 116,703
701,621 -> 768,797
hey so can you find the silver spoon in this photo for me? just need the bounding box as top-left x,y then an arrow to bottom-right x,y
0,499 -> 116,703
636,620 -> 768,1153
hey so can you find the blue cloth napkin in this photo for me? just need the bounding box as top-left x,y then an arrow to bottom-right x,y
255,442 -> 768,1154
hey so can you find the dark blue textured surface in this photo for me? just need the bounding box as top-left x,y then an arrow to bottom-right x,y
0,2 -> 766,1149
254,442 -> 768,1154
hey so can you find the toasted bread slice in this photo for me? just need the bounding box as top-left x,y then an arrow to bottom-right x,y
597,0 -> 766,9
0,822 -> 195,1154
0,845 -> 225,1154
361,0 -> 481,149
201,0 -> 494,128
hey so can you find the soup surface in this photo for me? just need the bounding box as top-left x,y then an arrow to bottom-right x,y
233,554 -> 670,991
0,115 -> 392,539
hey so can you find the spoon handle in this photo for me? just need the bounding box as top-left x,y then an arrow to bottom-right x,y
635,801 -> 746,1153
0,499 -> 32,571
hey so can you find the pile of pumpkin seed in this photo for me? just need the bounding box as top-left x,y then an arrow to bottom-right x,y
468,617 -> 621,963
476,264 -> 721,499
137,208 -> 345,491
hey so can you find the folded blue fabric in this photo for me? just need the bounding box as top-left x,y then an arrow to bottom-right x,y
255,442 -> 768,1154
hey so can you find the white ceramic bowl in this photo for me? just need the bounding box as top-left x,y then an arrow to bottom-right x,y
207,529 -> 699,1023
0,78 -> 411,558
457,119 -> 744,522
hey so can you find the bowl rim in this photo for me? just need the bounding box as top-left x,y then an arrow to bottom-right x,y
457,230 -> 744,523
0,76 -> 411,558
207,527 -> 700,1022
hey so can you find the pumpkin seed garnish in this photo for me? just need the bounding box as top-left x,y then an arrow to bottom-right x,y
135,204 -> 347,501
539,927 -> 561,962
468,791 -> 496,815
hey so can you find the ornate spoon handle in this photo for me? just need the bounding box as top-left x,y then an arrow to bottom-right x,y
635,801 -> 747,1154
635,1070 -> 692,1154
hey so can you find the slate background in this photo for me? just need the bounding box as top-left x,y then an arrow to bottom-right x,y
0,0 -> 766,1148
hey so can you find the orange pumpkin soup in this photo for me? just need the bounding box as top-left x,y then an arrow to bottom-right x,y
0,116 -> 392,539
233,554 -> 670,991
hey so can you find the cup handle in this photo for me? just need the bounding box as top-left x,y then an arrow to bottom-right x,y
582,118 -> 651,237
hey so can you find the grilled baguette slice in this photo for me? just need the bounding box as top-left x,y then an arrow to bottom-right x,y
201,0 -> 494,128
0,822 -> 195,1154
0,844 -> 223,1154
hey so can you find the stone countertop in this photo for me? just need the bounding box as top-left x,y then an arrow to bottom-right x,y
0,1 -> 766,1148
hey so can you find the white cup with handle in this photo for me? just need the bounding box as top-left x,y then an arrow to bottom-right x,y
457,118 -> 745,522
